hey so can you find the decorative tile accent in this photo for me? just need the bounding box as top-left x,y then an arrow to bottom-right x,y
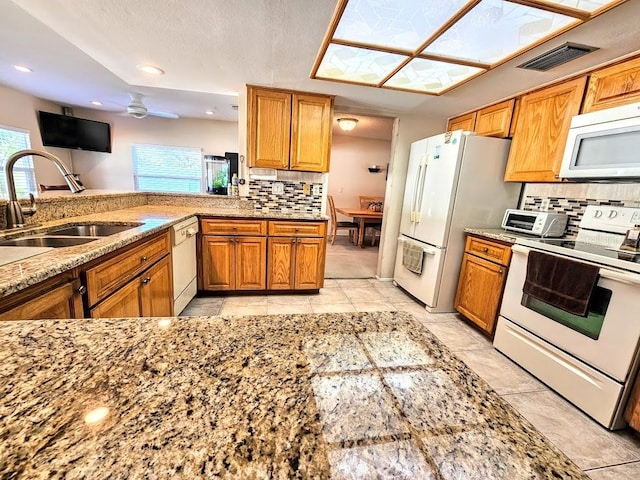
246,180 -> 323,214
521,196 -> 639,236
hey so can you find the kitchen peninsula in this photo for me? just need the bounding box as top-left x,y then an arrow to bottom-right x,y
0,191 -> 328,318
0,311 -> 588,478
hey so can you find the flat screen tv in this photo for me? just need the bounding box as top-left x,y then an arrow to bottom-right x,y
38,111 -> 112,153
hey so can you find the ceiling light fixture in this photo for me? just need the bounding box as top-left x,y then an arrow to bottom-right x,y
337,118 -> 358,131
136,64 -> 164,75
13,65 -> 32,73
90,101 -> 102,106
205,110 -> 214,115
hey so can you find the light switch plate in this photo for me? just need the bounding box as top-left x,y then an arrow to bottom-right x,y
272,182 -> 284,195
312,185 -> 321,196
540,198 -> 550,211
303,183 -> 311,195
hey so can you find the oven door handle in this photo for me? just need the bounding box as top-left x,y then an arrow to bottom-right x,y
511,244 -> 530,256
599,268 -> 640,286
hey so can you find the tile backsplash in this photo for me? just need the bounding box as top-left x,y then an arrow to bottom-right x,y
246,180 -> 322,214
521,182 -> 640,236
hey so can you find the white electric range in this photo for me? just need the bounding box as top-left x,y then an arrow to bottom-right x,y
494,205 -> 640,429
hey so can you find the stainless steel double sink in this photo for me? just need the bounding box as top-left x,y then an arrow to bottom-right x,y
0,222 -> 143,248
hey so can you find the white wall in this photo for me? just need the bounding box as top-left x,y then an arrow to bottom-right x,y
0,84 -> 74,185
71,108 -> 238,190
328,135 -> 390,211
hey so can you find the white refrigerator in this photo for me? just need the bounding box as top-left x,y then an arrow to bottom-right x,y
393,131 -> 521,312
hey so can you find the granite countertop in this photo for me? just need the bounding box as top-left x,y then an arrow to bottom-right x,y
0,203 -> 327,298
0,311 -> 588,479
464,227 -> 541,244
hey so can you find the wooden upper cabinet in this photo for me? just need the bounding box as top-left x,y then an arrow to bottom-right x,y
504,76 -> 587,182
290,93 -> 333,172
247,85 -> 333,172
582,56 -> 640,113
247,87 -> 291,169
447,112 -> 476,132
475,99 -> 516,138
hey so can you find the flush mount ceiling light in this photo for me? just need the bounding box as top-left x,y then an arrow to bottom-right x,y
205,110 -> 214,115
337,117 -> 359,131
311,0 -> 624,95
13,65 -> 32,73
136,64 -> 165,75
90,100 -> 102,106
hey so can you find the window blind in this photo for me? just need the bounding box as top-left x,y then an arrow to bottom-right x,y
132,144 -> 203,193
0,126 -> 35,199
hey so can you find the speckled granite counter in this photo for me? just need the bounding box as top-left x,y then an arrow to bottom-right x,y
0,311 -> 587,479
0,195 -> 327,298
464,227 -> 542,244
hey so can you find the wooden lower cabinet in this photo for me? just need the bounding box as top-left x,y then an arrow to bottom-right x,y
90,277 -> 141,318
201,235 -> 266,291
267,237 -> 325,290
90,255 -> 173,318
454,236 -> 511,336
0,274 -> 83,321
140,255 -> 173,316
625,370 -> 640,432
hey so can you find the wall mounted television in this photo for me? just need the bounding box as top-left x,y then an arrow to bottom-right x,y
38,111 -> 112,153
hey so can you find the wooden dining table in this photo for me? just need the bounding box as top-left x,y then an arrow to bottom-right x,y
335,207 -> 384,248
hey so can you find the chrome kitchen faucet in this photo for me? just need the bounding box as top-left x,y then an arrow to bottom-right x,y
4,149 -> 85,228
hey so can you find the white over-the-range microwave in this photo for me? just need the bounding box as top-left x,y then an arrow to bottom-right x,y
560,101 -> 640,179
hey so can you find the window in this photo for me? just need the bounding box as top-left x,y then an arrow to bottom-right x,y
0,126 -> 36,199
132,144 -> 203,193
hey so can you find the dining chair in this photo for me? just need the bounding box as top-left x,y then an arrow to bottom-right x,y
328,195 -> 359,245
358,195 -> 383,246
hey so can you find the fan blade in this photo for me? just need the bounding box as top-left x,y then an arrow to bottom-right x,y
148,111 -> 180,119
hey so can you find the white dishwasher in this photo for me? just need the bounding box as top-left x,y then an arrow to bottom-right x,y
171,217 -> 198,314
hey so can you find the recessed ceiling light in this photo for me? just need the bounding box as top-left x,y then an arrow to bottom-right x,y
90,101 -> 102,106
13,65 -> 32,73
205,110 -> 214,115
136,64 -> 164,75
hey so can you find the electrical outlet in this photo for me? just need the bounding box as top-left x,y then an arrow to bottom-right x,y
272,182 -> 284,195
312,185 -> 321,196
303,183 -> 311,195
540,198 -> 550,211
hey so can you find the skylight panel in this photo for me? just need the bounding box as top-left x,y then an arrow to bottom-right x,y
333,0 -> 469,51
384,58 -> 485,94
311,0 -> 626,95
423,0 -> 580,65
542,0 -> 620,13
315,44 -> 407,85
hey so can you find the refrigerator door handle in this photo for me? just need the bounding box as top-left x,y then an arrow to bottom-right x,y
396,236 -> 437,255
410,160 -> 425,221
414,157 -> 428,223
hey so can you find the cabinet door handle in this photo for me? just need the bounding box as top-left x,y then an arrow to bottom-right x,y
77,285 -> 87,295
482,247 -> 489,253
141,256 -> 148,263
141,277 -> 151,285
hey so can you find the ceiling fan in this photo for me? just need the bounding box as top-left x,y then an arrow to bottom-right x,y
123,93 -> 179,119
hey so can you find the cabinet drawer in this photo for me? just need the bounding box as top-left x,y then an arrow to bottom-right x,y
268,221 -> 326,237
84,231 -> 171,307
201,218 -> 267,236
466,236 -> 511,266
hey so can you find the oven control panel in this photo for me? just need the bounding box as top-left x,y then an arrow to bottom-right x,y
581,206 -> 640,234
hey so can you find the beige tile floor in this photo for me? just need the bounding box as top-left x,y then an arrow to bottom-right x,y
181,278 -> 640,479
324,234 -> 379,278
